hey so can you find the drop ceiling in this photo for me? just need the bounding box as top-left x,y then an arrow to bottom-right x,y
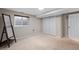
6,8 -> 61,17
7,8 -> 59,15
6,8 -> 79,18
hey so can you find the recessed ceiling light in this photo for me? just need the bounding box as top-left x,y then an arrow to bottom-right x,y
38,8 -> 44,11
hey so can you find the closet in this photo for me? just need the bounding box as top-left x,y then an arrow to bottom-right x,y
42,16 -> 62,37
68,13 -> 79,39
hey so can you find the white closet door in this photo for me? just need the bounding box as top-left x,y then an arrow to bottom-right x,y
42,17 -> 56,35
68,13 -> 79,39
49,17 -> 56,35
42,18 -> 50,34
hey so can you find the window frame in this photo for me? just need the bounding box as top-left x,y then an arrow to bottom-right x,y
14,15 -> 30,27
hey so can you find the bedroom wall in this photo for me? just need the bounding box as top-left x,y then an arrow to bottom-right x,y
0,8 -> 42,40
61,15 -> 68,38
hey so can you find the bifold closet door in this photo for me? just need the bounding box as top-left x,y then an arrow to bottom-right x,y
42,17 -> 56,35
49,17 -> 57,35
68,13 -> 79,39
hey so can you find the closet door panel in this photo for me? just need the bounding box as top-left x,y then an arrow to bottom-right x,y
68,13 -> 79,38
42,17 -> 56,35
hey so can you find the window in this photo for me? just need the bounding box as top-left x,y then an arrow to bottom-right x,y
14,15 -> 29,27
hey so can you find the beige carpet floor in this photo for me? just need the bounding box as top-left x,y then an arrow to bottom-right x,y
1,33 -> 79,50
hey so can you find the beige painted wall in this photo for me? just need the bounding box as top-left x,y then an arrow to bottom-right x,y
61,15 -> 68,38
0,9 -> 42,40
